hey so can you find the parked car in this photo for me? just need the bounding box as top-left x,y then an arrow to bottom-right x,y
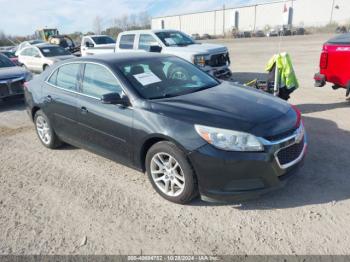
253,30 -> 266,37
25,53 -> 307,204
81,35 -> 116,56
0,51 -> 20,65
0,54 -> 32,101
201,33 -> 212,39
15,40 -> 45,56
314,33 -> 350,97
191,34 -> 201,40
267,29 -> 279,37
18,44 -> 74,73
115,30 -> 231,79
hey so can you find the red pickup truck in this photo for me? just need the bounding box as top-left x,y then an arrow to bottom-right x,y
314,33 -> 350,97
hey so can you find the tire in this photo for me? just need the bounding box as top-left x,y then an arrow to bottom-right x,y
43,64 -> 50,71
34,110 -> 62,149
145,141 -> 198,204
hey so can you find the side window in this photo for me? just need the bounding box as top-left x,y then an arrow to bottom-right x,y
20,48 -> 29,56
56,63 -> 80,91
32,48 -> 40,57
119,34 -> 135,49
83,37 -> 93,47
138,34 -> 159,51
48,69 -> 58,85
82,64 -> 123,98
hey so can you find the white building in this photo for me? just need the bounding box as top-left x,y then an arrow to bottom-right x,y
151,0 -> 350,35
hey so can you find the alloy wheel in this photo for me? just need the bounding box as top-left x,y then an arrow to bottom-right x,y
36,116 -> 52,145
150,152 -> 185,197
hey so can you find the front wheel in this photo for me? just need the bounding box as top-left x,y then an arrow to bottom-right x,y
145,141 -> 198,204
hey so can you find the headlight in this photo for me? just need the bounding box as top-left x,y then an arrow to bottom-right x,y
195,125 -> 264,152
192,54 -> 209,67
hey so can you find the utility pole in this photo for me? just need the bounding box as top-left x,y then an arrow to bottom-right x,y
330,0 -> 335,24
223,4 -> 225,36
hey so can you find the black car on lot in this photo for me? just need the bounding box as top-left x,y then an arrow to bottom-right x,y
25,53 -> 307,204
0,53 -> 31,101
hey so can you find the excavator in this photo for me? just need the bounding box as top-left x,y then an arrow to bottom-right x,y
35,28 -> 81,56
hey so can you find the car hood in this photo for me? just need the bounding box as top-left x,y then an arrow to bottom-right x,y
165,43 -> 228,55
0,66 -> 28,80
150,82 -> 298,138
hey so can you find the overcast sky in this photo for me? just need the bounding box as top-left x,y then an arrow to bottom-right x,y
0,0 -> 265,35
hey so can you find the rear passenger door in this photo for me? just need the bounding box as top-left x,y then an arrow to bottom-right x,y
117,34 -> 136,52
43,63 -> 82,143
76,63 -> 133,164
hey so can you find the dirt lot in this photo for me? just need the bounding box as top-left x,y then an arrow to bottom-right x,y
1,34 -> 350,255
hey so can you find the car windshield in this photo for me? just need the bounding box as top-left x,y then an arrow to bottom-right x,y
155,31 -> 196,47
39,46 -> 71,57
91,36 -> 115,45
0,55 -> 15,68
1,52 -> 16,58
117,56 -> 219,99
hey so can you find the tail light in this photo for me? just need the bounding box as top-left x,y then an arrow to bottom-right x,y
320,52 -> 328,69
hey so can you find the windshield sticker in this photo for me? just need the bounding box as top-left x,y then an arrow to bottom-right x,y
164,38 -> 176,45
133,72 -> 161,86
42,49 -> 51,53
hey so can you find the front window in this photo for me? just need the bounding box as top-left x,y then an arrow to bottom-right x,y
91,36 -> 115,45
117,56 -> 219,99
0,55 -> 15,68
38,46 -> 71,57
138,34 -> 159,51
1,52 -> 16,58
82,64 -> 123,98
155,31 -> 195,47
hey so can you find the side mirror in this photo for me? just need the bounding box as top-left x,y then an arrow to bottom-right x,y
148,45 -> 162,53
101,92 -> 130,106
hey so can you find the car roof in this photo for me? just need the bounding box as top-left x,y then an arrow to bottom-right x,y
68,52 -> 173,65
120,29 -> 180,34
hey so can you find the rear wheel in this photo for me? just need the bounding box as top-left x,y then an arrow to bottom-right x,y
145,141 -> 198,204
43,64 -> 50,71
34,110 -> 62,149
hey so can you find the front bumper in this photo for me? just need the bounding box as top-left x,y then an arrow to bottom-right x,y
188,127 -> 307,203
0,77 -> 25,99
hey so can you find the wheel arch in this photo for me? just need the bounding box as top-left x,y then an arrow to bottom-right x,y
31,106 -> 41,120
138,134 -> 189,172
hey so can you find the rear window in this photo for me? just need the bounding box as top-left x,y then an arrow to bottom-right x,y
119,34 -> 135,49
39,46 -> 71,57
56,63 -> 80,91
91,36 -> 115,45
327,33 -> 350,44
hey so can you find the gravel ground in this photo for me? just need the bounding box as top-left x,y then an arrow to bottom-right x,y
1,34 -> 350,255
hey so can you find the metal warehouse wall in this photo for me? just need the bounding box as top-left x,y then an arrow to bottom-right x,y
151,0 -> 350,35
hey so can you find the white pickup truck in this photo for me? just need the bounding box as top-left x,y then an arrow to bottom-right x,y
115,30 -> 231,78
81,35 -> 116,56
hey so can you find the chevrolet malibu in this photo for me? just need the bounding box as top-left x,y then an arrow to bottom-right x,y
25,53 -> 307,204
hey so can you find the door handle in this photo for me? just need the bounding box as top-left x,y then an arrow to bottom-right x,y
44,95 -> 52,103
80,106 -> 88,114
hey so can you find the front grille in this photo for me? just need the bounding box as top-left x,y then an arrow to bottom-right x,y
0,80 -> 24,97
208,53 -> 229,67
277,137 -> 304,166
265,128 -> 297,141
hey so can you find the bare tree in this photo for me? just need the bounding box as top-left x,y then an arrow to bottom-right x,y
93,16 -> 103,34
